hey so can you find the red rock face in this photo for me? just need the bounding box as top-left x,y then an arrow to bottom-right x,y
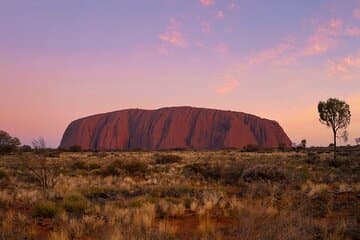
60,107 -> 291,150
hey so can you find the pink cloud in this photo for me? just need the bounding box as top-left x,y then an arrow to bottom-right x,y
200,21 -> 211,33
194,41 -> 209,50
344,26 -> 360,37
159,18 -> 186,48
272,56 -> 298,66
327,53 -> 360,80
247,43 -> 293,65
216,77 -> 239,94
302,38 -> 335,56
216,10 -> 224,19
215,42 -> 229,55
227,2 -> 239,10
200,0 -> 214,7
302,18 -> 343,56
159,31 -> 186,48
353,8 -> 360,20
156,45 -> 171,56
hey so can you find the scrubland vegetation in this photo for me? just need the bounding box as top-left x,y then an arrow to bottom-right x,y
0,147 -> 359,240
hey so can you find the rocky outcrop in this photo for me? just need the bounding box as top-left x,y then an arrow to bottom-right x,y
60,107 -> 291,150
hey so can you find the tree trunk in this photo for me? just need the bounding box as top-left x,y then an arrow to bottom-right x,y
333,129 -> 337,161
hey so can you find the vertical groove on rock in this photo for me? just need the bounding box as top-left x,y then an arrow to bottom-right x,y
186,108 -> 201,148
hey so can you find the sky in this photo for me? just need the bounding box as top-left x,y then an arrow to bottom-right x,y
0,0 -> 359,147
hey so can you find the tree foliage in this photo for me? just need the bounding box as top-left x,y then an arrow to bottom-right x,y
318,98 -> 351,159
301,139 -> 307,148
318,98 -> 351,134
0,130 -> 21,154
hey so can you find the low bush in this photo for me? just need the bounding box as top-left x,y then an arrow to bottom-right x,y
121,160 -> 148,175
116,199 -> 146,209
242,164 -> 287,182
71,160 -> 88,170
71,160 -> 101,171
154,154 -> 182,164
0,169 -> 7,179
185,163 -> 220,181
19,145 -> 32,152
101,165 -> 120,176
102,159 -> 148,176
185,162 -> 245,184
82,187 -> 120,200
46,150 -> 60,158
306,192 -> 330,218
88,163 -> 101,170
63,194 -> 89,215
242,144 -> 260,152
32,201 -> 60,218
327,158 -> 345,168
68,145 -> 82,152
305,152 -> 320,164
151,185 -> 197,198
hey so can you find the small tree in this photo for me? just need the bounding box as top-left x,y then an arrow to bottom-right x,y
20,145 -> 32,152
318,98 -> 351,160
32,137 -> 46,151
301,139 -> 307,148
0,130 -> 20,154
22,137 -> 60,196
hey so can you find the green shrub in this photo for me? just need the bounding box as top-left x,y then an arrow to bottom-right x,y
327,159 -> 344,168
88,163 -> 101,170
184,162 -> 245,184
103,159 -> 148,176
128,200 -> 145,208
305,152 -> 320,164
242,164 -> 287,182
0,169 -> 7,179
154,154 -> 182,164
0,130 -> 20,154
185,163 -> 221,180
69,145 -> 82,152
32,201 -> 60,218
20,145 -> 32,152
306,192 -> 330,218
46,150 -> 60,158
71,160 -> 88,170
121,160 -> 148,175
82,187 -> 119,200
242,144 -> 260,152
63,194 -> 89,215
151,185 -> 197,198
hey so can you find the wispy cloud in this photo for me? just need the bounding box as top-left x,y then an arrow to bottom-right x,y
159,18 -> 186,48
216,77 -> 239,94
216,10 -> 224,19
301,18 -> 360,56
156,45 -> 171,56
200,21 -> 211,33
227,1 -> 239,10
327,53 -> 360,80
353,8 -> 360,20
199,0 -> 214,7
215,42 -> 229,56
344,26 -> 360,37
301,18 -> 342,56
247,43 -> 293,66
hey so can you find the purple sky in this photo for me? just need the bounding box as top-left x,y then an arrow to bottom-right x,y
1,0 -> 359,147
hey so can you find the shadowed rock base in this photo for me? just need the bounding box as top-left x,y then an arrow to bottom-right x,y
60,106 -> 291,150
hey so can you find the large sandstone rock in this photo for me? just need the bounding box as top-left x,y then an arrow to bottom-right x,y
60,107 -> 291,150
